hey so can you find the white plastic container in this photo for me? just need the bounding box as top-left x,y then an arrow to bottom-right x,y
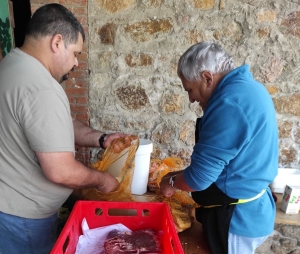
131,139 -> 153,195
270,168 -> 300,193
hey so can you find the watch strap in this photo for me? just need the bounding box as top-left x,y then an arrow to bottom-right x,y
169,175 -> 177,189
99,133 -> 108,149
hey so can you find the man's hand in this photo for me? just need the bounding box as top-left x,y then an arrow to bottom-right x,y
160,171 -> 194,196
96,172 -> 119,193
160,176 -> 176,197
102,133 -> 128,149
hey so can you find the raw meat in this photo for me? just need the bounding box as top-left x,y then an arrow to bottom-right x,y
104,229 -> 162,254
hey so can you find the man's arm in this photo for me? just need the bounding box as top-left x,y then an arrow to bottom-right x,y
36,151 -> 118,192
73,119 -> 127,148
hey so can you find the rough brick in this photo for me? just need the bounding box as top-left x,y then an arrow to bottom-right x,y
161,92 -> 185,115
123,116 -> 157,131
273,94 -> 300,116
213,22 -> 242,42
294,125 -> 300,144
97,115 -> 124,132
96,0 -> 135,13
67,96 -> 76,104
179,120 -> 195,146
142,0 -> 163,8
193,0 -> 215,10
65,87 -> 88,96
116,85 -> 150,111
59,0 -> 87,5
256,27 -> 270,38
124,18 -> 173,42
74,79 -> 89,87
278,120 -> 293,139
76,97 -> 89,104
68,70 -> 89,79
260,56 -> 285,83
77,52 -> 88,62
219,0 -> 225,9
70,105 -> 89,113
279,143 -> 297,165
281,11 -> 300,38
77,16 -> 87,25
76,113 -> 90,121
185,29 -> 204,45
78,62 -> 89,69
257,10 -> 277,23
98,23 -> 117,45
72,6 -> 87,15
151,146 -> 163,159
152,123 -> 177,144
168,147 -> 192,166
266,85 -> 279,95
64,79 -> 75,87
125,53 -> 153,67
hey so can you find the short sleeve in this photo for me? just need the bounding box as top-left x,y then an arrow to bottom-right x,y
18,89 -> 74,153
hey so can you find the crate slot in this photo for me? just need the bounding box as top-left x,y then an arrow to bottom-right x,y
142,209 -> 150,217
95,208 -> 103,216
108,208 -> 137,216
62,235 -> 70,253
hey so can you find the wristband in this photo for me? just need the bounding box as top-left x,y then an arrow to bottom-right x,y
99,133 -> 108,149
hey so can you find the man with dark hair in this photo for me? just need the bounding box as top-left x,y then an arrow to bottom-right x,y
0,4 -> 125,253
160,41 -> 278,254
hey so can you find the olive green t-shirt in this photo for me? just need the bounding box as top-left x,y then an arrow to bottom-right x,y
0,48 -> 74,219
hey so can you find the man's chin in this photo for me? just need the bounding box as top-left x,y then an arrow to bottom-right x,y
59,74 -> 69,83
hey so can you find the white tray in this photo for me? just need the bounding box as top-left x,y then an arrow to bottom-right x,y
270,168 -> 300,193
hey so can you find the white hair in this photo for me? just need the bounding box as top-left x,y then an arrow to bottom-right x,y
177,41 -> 234,82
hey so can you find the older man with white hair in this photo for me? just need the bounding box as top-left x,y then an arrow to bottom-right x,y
160,41 -> 278,254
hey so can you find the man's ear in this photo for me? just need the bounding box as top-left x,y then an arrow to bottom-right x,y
201,71 -> 213,86
50,34 -> 63,53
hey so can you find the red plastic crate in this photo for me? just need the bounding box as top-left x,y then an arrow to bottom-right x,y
51,201 -> 183,254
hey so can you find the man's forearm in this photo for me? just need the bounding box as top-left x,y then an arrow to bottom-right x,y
73,119 -> 102,147
37,151 -> 118,192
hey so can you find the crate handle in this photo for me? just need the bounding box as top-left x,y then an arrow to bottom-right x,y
107,208 -> 138,216
62,235 -> 70,253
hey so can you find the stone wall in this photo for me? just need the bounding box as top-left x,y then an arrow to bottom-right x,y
88,0 -> 300,168
28,0 -> 300,168
256,224 -> 300,254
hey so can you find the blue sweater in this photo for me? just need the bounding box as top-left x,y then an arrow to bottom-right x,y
184,65 -> 278,237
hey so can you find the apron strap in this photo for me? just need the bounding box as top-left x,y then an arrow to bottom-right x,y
203,189 -> 266,208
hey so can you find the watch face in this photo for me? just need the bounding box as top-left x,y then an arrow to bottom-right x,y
169,175 -> 176,188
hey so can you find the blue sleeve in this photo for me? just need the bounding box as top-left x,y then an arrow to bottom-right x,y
184,99 -> 251,191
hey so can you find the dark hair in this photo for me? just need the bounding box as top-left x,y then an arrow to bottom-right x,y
25,3 -> 85,46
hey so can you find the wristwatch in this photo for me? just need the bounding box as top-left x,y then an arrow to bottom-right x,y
99,133 -> 108,149
169,175 -> 178,190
